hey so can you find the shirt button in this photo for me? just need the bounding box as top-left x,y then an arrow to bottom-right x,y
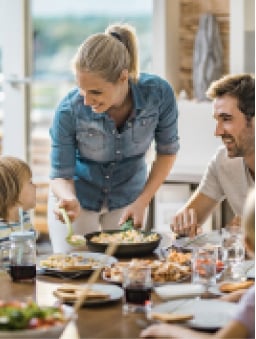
127,122 -> 132,127
112,130 -> 116,135
116,134 -> 120,139
116,150 -> 121,154
103,188 -> 108,193
105,175 -> 110,179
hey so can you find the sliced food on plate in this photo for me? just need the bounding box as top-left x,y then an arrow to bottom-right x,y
103,250 -> 191,284
53,284 -> 110,301
39,252 -> 117,272
219,280 -> 254,293
53,283 -> 124,305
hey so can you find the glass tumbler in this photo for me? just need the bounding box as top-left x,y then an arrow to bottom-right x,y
122,265 -> 152,315
9,231 -> 36,282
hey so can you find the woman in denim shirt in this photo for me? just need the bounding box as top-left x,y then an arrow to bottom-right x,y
48,23 -> 179,253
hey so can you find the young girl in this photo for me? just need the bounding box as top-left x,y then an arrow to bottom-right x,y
0,156 -> 36,242
140,188 -> 255,339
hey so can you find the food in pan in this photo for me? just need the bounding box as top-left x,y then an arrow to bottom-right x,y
90,229 -> 159,244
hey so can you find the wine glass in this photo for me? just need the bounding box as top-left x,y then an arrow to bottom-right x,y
192,247 -> 217,293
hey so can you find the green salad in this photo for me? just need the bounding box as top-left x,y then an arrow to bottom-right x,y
0,300 -> 66,330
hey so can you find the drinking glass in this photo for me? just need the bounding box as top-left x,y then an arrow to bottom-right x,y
192,247 -> 217,292
122,265 -> 152,315
222,226 -> 245,281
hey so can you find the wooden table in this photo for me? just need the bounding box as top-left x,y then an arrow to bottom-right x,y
0,270 -> 161,338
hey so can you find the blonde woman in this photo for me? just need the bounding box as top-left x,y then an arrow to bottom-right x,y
48,23 -> 179,253
0,156 -> 36,243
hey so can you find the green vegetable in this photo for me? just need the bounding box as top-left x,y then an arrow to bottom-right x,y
120,218 -> 134,231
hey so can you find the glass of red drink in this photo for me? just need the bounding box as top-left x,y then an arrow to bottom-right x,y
122,265 -> 152,315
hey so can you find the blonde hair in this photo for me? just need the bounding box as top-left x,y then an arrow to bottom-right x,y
72,23 -> 139,83
0,156 -> 31,220
242,189 -> 255,250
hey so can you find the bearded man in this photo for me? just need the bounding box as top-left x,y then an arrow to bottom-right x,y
171,74 -> 255,236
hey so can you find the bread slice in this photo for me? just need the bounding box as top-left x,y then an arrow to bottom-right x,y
219,280 -> 254,293
54,284 -> 110,301
150,312 -> 194,322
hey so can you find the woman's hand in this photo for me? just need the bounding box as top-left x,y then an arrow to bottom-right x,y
54,197 -> 81,223
118,200 -> 146,228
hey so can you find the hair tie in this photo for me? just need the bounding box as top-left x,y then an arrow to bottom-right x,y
110,31 -> 123,43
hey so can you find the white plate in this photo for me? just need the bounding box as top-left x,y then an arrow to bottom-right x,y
154,283 -> 206,300
149,298 -> 238,330
37,251 -> 118,277
0,305 -> 73,338
58,283 -> 124,306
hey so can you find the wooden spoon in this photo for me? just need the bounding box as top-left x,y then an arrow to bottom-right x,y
59,208 -> 86,247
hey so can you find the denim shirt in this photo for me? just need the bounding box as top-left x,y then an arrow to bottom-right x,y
50,73 -> 179,211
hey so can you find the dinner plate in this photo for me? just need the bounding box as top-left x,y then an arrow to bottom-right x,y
149,298 -> 238,330
56,283 -> 124,306
37,251 -> 118,278
85,230 -> 161,257
0,304 -> 73,338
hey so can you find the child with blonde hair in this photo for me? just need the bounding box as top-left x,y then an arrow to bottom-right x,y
0,156 -> 36,242
140,189 -> 255,339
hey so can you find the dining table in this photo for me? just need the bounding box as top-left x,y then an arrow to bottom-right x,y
0,231 -> 252,339
0,264 -> 169,338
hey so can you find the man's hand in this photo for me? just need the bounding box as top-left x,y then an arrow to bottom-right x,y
54,198 -> 81,223
171,208 -> 200,237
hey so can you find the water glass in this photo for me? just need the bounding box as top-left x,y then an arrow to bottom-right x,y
222,227 -> 245,281
122,265 -> 152,315
192,247 -> 217,292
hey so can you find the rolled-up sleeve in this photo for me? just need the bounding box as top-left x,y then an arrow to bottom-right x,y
155,81 -> 179,155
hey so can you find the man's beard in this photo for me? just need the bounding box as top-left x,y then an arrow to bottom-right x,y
222,131 -> 254,158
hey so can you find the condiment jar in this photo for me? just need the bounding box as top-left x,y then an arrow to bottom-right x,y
9,231 -> 36,282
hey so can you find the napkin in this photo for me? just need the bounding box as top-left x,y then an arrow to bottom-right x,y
155,283 -> 205,299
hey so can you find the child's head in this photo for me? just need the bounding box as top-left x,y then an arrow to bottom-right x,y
0,156 -> 36,220
242,188 -> 255,258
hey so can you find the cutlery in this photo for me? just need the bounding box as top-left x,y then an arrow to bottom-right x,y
59,208 -> 86,247
182,233 -> 208,248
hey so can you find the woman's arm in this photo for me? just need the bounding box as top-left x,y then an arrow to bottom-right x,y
119,154 -> 176,226
50,178 -> 81,222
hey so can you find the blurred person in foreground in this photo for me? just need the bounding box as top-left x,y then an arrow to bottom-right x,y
141,188 -> 255,339
48,23 -> 179,253
171,74 -> 254,237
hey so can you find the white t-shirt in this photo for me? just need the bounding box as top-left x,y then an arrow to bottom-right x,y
198,146 -> 254,216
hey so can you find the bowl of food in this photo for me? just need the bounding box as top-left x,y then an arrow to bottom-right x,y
0,300 -> 73,338
85,229 -> 161,257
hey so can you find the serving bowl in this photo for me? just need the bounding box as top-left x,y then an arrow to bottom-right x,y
85,229 -> 161,257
